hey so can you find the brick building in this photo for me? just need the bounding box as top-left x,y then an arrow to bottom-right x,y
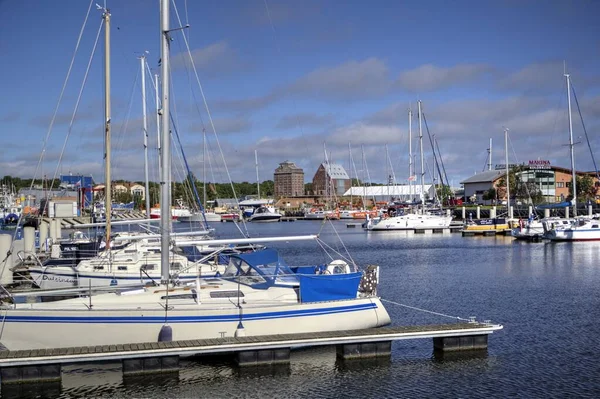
274,161 -> 304,198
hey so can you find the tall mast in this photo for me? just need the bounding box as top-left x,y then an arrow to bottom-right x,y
418,100 -> 425,212
160,0 -> 171,284
566,73 -> 577,216
488,138 -> 493,171
203,130 -> 207,208
408,107 -> 413,203
140,54 -> 150,219
103,8 -> 112,248
385,144 -> 389,201
155,73 -> 161,174
504,128 -> 510,212
255,150 -> 260,199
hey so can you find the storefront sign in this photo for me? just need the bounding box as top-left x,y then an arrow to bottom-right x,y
528,160 -> 551,169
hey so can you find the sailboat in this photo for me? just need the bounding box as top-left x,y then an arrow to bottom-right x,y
365,101 -> 452,230
247,150 -> 282,222
178,129 -> 222,223
542,71 -> 600,241
0,1 -> 390,351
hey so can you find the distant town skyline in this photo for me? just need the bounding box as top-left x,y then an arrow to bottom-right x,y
1,0 -> 599,187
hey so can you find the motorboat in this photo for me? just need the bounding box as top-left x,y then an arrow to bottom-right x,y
248,206 -> 282,222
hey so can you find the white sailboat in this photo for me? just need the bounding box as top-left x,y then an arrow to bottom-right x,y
178,128 -> 222,223
366,101 -> 452,230
0,2 -> 390,351
543,72 -> 600,241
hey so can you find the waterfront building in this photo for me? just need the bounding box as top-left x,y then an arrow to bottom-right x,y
461,160 -> 599,204
312,162 -> 351,197
274,161 -> 304,199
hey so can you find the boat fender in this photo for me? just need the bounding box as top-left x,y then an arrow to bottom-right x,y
158,324 -> 173,342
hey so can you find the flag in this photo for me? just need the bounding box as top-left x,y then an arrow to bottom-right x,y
408,175 -> 417,182
75,180 -> 82,187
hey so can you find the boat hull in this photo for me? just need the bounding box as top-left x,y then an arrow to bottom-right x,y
367,214 -> 452,230
28,266 -> 224,290
0,298 -> 390,351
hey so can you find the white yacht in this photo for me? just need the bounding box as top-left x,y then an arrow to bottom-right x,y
249,206 -> 282,222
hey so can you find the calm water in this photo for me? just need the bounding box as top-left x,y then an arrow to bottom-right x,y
3,221 -> 600,398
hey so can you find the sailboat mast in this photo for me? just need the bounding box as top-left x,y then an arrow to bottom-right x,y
160,0 -> 171,284
140,55 -> 150,219
408,107 -> 413,203
488,138 -> 492,171
103,8 -> 112,247
155,73 -> 161,173
203,130 -> 207,208
566,73 -> 577,216
418,100 -> 425,212
504,128 -> 510,212
255,150 -> 260,199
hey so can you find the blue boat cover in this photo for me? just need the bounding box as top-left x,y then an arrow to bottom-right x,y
537,201 -> 572,209
298,272 -> 362,303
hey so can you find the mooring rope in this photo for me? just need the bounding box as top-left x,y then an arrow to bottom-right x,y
381,298 -> 472,322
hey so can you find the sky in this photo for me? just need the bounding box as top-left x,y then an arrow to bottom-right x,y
1,0 -> 599,188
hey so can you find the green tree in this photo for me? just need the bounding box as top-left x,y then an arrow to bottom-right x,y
570,175 -> 598,202
435,185 -> 454,203
482,187 -> 496,202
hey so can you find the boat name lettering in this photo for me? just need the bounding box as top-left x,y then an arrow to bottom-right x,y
42,275 -> 77,284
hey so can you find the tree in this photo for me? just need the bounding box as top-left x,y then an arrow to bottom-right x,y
435,185 -> 453,203
571,175 -> 598,202
483,187 -> 496,202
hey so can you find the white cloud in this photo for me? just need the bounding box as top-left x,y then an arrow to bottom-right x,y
397,64 -> 492,92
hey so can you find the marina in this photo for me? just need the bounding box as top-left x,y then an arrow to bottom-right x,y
1,0 -> 599,397
1,220 -> 599,397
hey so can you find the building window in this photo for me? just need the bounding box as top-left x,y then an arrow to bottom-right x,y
556,182 -> 564,188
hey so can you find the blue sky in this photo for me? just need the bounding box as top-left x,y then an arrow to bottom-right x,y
1,0 -> 599,188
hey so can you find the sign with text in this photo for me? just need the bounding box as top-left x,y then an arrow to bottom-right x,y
528,160 -> 551,169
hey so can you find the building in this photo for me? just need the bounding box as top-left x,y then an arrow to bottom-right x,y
461,160 -> 599,204
312,162 -> 351,197
94,182 -> 146,201
343,185 -> 436,204
274,161 -> 304,198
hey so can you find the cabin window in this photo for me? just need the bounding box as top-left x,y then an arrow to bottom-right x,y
160,293 -> 197,300
170,262 -> 183,271
141,264 -> 156,271
118,266 -> 127,271
593,225 -> 599,229
125,250 -> 136,254
210,291 -> 245,299
93,266 -> 104,270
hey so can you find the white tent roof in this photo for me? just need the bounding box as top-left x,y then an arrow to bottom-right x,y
343,185 -> 433,197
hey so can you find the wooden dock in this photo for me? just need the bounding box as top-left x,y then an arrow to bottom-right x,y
0,322 -> 502,383
461,229 -> 512,237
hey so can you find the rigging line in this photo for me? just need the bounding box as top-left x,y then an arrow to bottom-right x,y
262,0 -> 311,159
43,16 -> 104,235
32,0 -> 95,180
380,298 -> 471,322
422,112 -> 444,206
169,112 -> 209,230
29,0 -> 95,212
545,79 -> 567,162
171,2 -> 245,226
111,68 -> 140,175
570,80 -> 599,181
